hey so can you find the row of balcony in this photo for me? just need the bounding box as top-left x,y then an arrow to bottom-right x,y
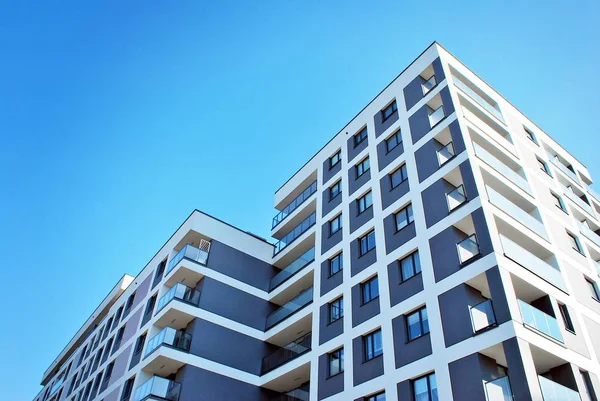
273,213 -> 316,256
272,181 -> 317,229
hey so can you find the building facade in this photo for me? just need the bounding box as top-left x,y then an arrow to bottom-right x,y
33,42 -> 600,401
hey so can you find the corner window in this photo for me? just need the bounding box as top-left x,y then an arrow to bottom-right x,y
385,130 -> 402,153
356,157 -> 371,177
394,203 -> 414,231
567,231 -> 584,254
537,157 -> 551,176
354,127 -> 368,147
329,214 -> 342,235
357,191 -> 373,214
390,164 -> 408,188
363,329 -> 383,361
524,126 -> 538,145
361,276 -> 379,304
558,303 -> 575,333
381,101 -> 397,122
413,373 -> 438,401
329,297 -> 344,323
400,251 -> 421,281
328,348 -> 344,377
359,230 -> 376,256
330,150 -> 341,169
586,278 -> 600,302
329,180 -> 342,200
329,253 -> 343,276
551,192 -> 567,213
407,307 -> 429,340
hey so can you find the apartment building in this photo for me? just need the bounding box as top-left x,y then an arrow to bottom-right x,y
32,42 -> 600,401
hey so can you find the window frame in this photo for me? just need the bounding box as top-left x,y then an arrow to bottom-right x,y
406,307 -> 429,341
329,297 -> 344,323
356,157 -> 371,178
389,164 -> 408,189
586,278 -> 600,302
329,253 -> 343,276
524,126 -> 538,145
399,251 -> 421,282
359,230 -> 376,256
363,329 -> 383,361
558,303 -> 575,333
551,192 -> 568,213
394,203 -> 414,232
357,191 -> 373,214
329,151 -> 341,169
537,157 -> 551,176
354,127 -> 368,147
381,101 -> 398,122
385,130 -> 402,153
329,180 -> 342,200
361,276 -> 379,304
328,348 -> 344,377
567,231 -> 584,254
412,373 -> 437,401
329,214 -> 343,236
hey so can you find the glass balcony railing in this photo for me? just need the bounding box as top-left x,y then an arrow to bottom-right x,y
470,299 -> 496,333
270,248 -> 315,291
428,106 -> 445,128
550,157 -> 580,185
578,221 -> 600,248
166,243 -> 210,275
155,283 -> 200,314
518,300 -> 563,343
266,287 -> 313,330
261,332 -> 312,374
538,375 -> 580,401
273,212 -> 316,256
562,185 -> 595,217
473,143 -> 531,194
144,327 -> 192,358
421,75 -> 437,96
453,76 -> 504,123
457,234 -> 480,264
586,185 -> 600,204
272,383 -> 311,401
486,186 -> 548,240
447,184 -> 467,212
133,376 -> 181,401
484,376 -> 513,401
272,181 -> 318,229
436,141 -> 455,166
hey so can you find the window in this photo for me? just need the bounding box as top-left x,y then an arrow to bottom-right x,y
551,192 -> 567,213
133,333 -> 146,355
330,180 -> 342,200
359,230 -> 376,256
567,232 -> 584,254
123,293 -> 135,316
329,253 -> 343,276
558,303 -> 575,333
586,278 -> 600,302
400,251 -> 421,281
330,150 -> 341,169
407,307 -> 429,340
390,164 -> 408,188
537,157 -> 551,176
361,276 -> 379,304
329,297 -> 344,323
155,259 -> 166,278
413,373 -> 438,401
581,370 -> 597,401
357,191 -> 373,214
524,127 -> 538,145
354,127 -> 368,147
381,101 -> 397,122
356,157 -> 370,177
144,295 -> 157,316
329,214 -> 342,235
112,307 -> 123,330
394,204 -> 414,231
385,130 -> 402,153
365,392 -> 386,401
363,329 -> 383,360
328,348 -> 344,377
121,376 -> 135,401
113,327 -> 125,353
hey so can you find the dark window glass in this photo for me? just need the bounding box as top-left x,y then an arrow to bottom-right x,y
386,130 -> 402,153
330,180 -> 342,200
407,307 -> 429,340
329,214 -> 342,235
359,230 -> 376,256
356,158 -> 370,177
586,279 -> 600,302
121,377 -> 135,401
328,348 -> 344,376
390,164 -> 407,188
354,127 -> 368,147
330,151 -> 341,169
524,127 -> 538,144
400,251 -> 421,281
329,297 -> 344,323
567,232 -> 584,254
537,157 -> 551,175
133,334 -> 146,355
329,253 -> 343,276
363,329 -> 383,360
413,373 -> 438,401
357,191 -> 373,214
395,204 -> 414,231
366,392 -> 386,401
361,276 -> 379,304
551,192 -> 567,212
558,303 -> 575,333
381,101 -> 397,121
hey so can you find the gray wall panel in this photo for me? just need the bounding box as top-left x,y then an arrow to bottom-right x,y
319,303 -> 344,345
321,221 -> 343,255
438,283 -> 486,347
383,215 -> 416,254
320,259 -> 343,296
503,338 -> 534,401
347,132 -> 369,164
350,235 -> 377,277
352,335 -> 384,386
351,282 -> 380,328
391,313 -> 432,368
349,199 -> 374,234
317,352 -> 344,399
348,165 -> 371,196
322,188 -> 342,217
380,173 -> 410,211
374,104 -> 399,138
388,259 -> 424,307
377,133 -> 404,171
323,157 -> 342,186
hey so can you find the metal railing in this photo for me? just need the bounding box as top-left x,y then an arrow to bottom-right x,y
428,106 -> 445,128
421,75 -> 437,96
518,300 -> 563,343
550,157 -> 580,185
436,141 -> 455,166
446,184 -> 467,212
156,283 -> 200,314
473,142 -> 531,194
144,327 -> 192,358
272,181 -> 317,229
457,234 -> 480,264
453,75 -> 504,123
167,241 -> 211,275
270,248 -> 315,291
271,383 -> 311,401
484,376 -> 513,401
538,375 -> 580,401
470,299 -> 496,334
265,287 -> 313,330
273,212 -> 316,256
261,332 -> 312,374
133,376 -> 181,401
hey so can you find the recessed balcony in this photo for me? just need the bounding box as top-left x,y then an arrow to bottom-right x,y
164,243 -> 210,287
538,375 -> 579,401
154,283 -> 200,330
462,99 -> 515,155
133,376 -> 181,401
451,68 -> 504,123
272,180 -> 317,230
578,220 -> 600,248
473,139 -> 530,195
266,287 -> 313,330
517,300 -> 563,343
261,332 -> 312,374
270,247 -> 315,292
142,327 -> 191,376
562,184 -> 595,218
550,156 -> 580,186
273,213 -> 316,256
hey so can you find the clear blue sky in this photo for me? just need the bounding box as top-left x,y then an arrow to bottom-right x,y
1,1 -> 599,399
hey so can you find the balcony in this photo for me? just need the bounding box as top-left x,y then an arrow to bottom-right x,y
166,242 -> 210,276
457,234 -> 480,264
154,283 -> 200,330
133,376 -> 181,401
156,283 -> 200,314
562,185 -> 595,217
421,75 -> 437,96
538,375 -> 580,401
473,142 -> 530,194
518,300 -> 563,343
578,221 -> 600,248
262,333 -> 312,374
587,185 -> 600,204
272,181 -> 317,229
436,141 -> 455,167
453,75 -> 504,123
273,213 -> 316,256
428,105 -> 445,127
270,248 -> 315,291
484,376 -> 513,401
266,287 -> 313,330
447,184 -> 467,212
470,299 -> 496,334
550,157 -> 580,185
145,327 -> 191,358
271,383 -> 310,401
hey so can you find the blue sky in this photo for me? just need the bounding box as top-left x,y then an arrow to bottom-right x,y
1,1 -> 599,399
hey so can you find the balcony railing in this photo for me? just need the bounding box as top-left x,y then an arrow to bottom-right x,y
578,221 -> 600,248
166,241 -> 211,275
428,106 -> 445,128
538,375 -> 580,401
270,248 -> 315,291
470,299 -> 496,334
145,327 -> 192,358
421,75 -> 437,96
266,287 -> 313,330
473,142 -> 531,194
273,212 -> 316,256
261,332 -> 312,374
447,184 -> 467,212
156,283 -> 200,314
457,234 -> 480,264
486,186 -> 547,240
271,383 -> 311,401
562,185 -> 595,217
133,376 -> 181,401
550,157 -> 580,185
587,185 -> 600,204
453,76 -> 504,123
484,376 -> 513,401
518,300 -> 563,343
436,141 -> 455,166
272,181 -> 318,229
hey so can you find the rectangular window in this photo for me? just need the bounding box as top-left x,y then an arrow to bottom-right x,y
354,127 -> 368,147
357,191 -> 373,214
400,251 -> 421,281
113,327 -> 125,353
390,164 -> 408,188
567,232 -> 584,254
359,230 -> 376,256
121,376 -> 135,401
537,157 -> 551,176
329,214 -> 342,235
329,297 -> 344,323
155,259 -> 166,278
123,293 -> 135,316
145,295 -> 157,316
581,371 -> 597,401
329,180 -> 342,200
407,307 -> 429,340
413,373 -> 438,401
133,333 -> 146,355
361,276 -> 379,304
551,192 -> 567,213
356,157 -> 370,177
329,253 -> 343,276
524,126 -> 538,144
558,303 -> 575,333
394,204 -> 414,231
328,348 -> 344,377
381,101 -> 397,122
365,392 -> 386,401
363,329 -> 383,361
385,130 -> 402,153
586,278 -> 600,302
112,307 -> 123,330
330,150 -> 341,169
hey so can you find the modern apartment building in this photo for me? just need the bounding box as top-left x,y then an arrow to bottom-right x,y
32,42 -> 600,401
